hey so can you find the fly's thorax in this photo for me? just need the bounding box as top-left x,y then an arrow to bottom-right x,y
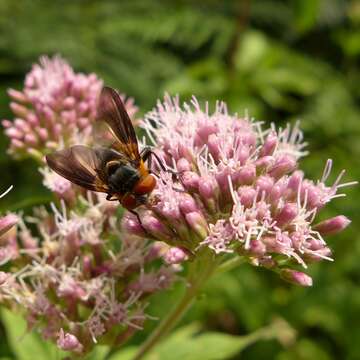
108,164 -> 140,193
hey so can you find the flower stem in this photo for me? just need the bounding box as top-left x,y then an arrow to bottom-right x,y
132,250 -> 218,360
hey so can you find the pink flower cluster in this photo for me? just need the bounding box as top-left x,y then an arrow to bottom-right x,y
0,56 -> 169,356
0,192 -> 176,355
2,56 -> 138,159
123,96 -> 355,286
0,186 -> 18,264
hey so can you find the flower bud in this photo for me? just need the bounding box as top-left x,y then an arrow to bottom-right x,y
314,215 -> 351,235
248,240 -> 266,256
207,134 -> 221,162
287,171 -> 304,193
280,269 -> 313,287
198,176 -> 218,200
275,203 -> 298,227
234,164 -> 256,185
10,103 -> 29,118
269,155 -> 297,179
256,156 -> 274,173
181,171 -> 199,192
238,186 -> 257,208
164,247 -> 189,264
260,132 -> 278,157
8,89 -> 28,103
185,212 -> 208,239
57,329 -> 83,353
121,214 -> 145,237
177,158 -> 191,172
142,213 -> 172,241
0,214 -> 18,237
179,194 -> 198,214
256,175 -> 274,195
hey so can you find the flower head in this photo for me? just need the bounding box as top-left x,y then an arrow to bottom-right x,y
123,96 -> 355,285
0,194 -> 176,355
2,56 -> 139,160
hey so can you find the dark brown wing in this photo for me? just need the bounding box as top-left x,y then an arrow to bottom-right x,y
46,145 -> 123,193
97,86 -> 140,164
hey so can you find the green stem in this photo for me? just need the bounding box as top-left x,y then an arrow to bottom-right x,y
132,250 -> 218,360
216,256 -> 246,274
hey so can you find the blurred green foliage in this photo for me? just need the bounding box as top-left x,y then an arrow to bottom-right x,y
0,0 -> 359,359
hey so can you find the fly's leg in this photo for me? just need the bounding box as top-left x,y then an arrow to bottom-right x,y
141,147 -> 180,178
129,209 -> 150,235
141,147 -> 184,192
106,194 -> 118,201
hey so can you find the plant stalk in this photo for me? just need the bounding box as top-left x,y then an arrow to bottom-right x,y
132,250 -> 218,360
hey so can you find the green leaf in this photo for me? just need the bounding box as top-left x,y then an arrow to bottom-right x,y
293,0 -> 319,34
1,308 -> 62,360
85,345 -> 110,360
111,320 -> 295,360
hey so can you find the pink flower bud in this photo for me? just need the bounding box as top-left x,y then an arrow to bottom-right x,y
269,155 -> 297,179
26,113 -> 39,126
0,214 -> 18,236
185,212 -> 208,238
177,158 -> 191,172
256,156 -> 274,173
57,329 -> 83,353
122,214 -> 145,237
280,269 -> 313,287
196,123 -> 218,143
181,171 -> 199,192
179,194 -> 198,214
287,170 -> 304,193
4,128 -> 22,139
2,119 -> 12,128
63,96 -> 75,108
237,146 -> 250,165
207,134 -> 221,161
36,127 -> 48,141
238,186 -> 257,208
256,175 -> 274,195
142,214 -> 172,240
24,133 -> 38,146
248,239 -> 266,256
10,103 -> 29,118
78,117 -> 90,129
8,89 -> 28,103
198,176 -> 218,200
164,247 -> 189,264
178,143 -> 193,161
314,215 -> 351,235
275,203 -> 298,227
235,164 -> 256,185
260,132 -> 278,157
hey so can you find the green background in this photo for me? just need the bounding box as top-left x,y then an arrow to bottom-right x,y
0,0 -> 359,359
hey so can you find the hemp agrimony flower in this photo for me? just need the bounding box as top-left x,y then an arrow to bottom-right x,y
0,193 -> 176,355
123,95 -> 355,286
0,57 -> 173,356
2,56 -> 138,159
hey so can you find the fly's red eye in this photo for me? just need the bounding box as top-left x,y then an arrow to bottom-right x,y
134,174 -> 156,195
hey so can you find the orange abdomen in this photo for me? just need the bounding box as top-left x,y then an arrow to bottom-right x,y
133,174 -> 156,195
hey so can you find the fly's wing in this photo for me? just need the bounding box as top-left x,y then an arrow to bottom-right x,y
46,145 -> 122,193
97,86 -> 141,165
